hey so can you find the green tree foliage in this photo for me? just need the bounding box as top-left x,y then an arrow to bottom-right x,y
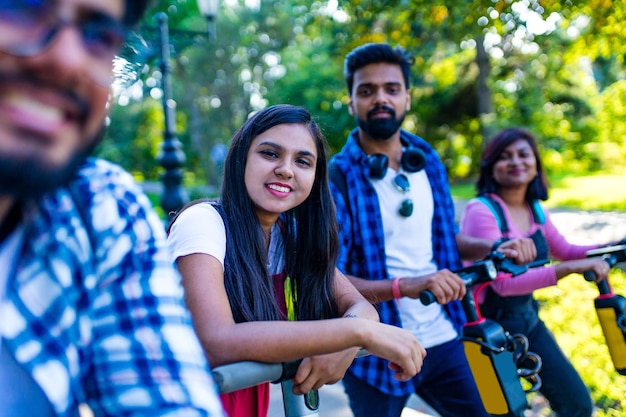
99,96 -> 166,180
102,0 -> 626,184
101,2 -> 626,412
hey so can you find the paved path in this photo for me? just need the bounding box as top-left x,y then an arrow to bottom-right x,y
267,203 -> 626,417
269,383 -> 437,416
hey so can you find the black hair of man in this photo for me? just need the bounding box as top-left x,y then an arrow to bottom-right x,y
343,43 -> 415,94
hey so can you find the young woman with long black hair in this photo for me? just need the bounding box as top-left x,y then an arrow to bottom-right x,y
168,104 -> 425,417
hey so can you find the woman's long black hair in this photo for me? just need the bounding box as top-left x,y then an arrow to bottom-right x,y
477,127 -> 549,201
220,104 -> 340,323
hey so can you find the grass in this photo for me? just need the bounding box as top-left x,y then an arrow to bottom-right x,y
546,173 -> 626,211
450,171 -> 626,212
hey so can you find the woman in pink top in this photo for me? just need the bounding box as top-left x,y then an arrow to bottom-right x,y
460,127 -> 616,417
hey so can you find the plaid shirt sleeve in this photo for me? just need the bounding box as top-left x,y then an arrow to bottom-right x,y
79,161 -> 225,416
7,159 -> 225,417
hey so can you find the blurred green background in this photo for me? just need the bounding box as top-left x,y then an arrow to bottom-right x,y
105,1 -> 626,414
102,0 -> 626,206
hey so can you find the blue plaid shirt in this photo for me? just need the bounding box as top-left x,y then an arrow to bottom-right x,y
1,158 -> 224,417
330,129 -> 466,396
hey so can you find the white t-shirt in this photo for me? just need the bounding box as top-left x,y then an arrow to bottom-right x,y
371,168 -> 457,348
167,202 -> 284,275
168,203 -> 227,266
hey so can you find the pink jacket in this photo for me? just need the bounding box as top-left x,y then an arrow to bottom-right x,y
460,194 -> 599,302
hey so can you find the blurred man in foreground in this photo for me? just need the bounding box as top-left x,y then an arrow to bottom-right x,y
0,0 -> 224,415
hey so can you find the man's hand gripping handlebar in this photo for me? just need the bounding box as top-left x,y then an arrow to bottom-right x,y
418,251 -> 534,306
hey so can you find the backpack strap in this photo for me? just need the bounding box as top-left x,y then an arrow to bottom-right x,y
476,195 -> 510,234
529,200 -> 545,225
477,195 -> 545,235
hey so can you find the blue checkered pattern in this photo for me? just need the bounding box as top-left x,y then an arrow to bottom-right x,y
2,158 -> 224,417
330,129 -> 466,396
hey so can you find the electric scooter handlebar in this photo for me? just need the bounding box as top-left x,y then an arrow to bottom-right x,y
212,349 -> 369,394
419,252 -> 542,306
583,244 -> 626,284
419,259 -> 497,306
583,243 -> 626,376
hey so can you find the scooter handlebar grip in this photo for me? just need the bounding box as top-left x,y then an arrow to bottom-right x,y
419,290 -> 437,305
583,270 -> 597,282
584,255 -> 617,282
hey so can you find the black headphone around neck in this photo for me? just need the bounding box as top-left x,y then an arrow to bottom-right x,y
368,146 -> 426,179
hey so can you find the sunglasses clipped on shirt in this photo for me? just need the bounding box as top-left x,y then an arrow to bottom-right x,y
0,0 -> 127,86
392,173 -> 414,218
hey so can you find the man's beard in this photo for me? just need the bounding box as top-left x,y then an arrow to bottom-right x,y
0,69 -> 100,199
0,129 -> 102,200
357,105 -> 406,140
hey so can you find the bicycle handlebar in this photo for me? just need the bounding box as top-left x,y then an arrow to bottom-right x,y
212,350 -> 369,394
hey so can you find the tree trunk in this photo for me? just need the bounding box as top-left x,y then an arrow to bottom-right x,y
475,34 -> 494,145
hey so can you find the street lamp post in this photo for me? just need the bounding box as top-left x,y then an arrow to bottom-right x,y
156,12 -> 186,218
197,0 -> 220,40
157,0 -> 219,218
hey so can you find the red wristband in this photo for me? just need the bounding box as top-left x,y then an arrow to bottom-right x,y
392,277 -> 403,299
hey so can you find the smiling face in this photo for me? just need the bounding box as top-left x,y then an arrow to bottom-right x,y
0,0 -> 124,197
492,139 -> 538,190
348,62 -> 411,141
244,123 -> 318,226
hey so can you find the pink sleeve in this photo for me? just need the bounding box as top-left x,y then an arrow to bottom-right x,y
486,266 -> 557,298
542,209 -> 600,260
462,198 -> 558,299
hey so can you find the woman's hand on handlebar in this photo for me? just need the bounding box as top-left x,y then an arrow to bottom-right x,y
497,237 -> 537,265
360,321 -> 426,381
292,320 -> 426,392
292,348 -> 359,394
556,257 -> 611,283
